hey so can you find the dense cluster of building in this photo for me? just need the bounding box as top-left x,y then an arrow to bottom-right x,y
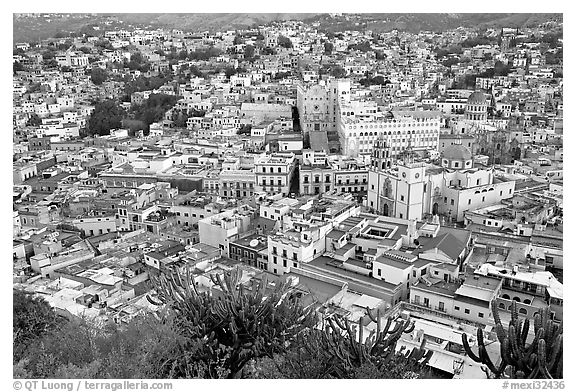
13,15 -> 562,378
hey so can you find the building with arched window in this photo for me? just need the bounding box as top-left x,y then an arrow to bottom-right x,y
465,91 -> 488,122
368,138 -> 516,222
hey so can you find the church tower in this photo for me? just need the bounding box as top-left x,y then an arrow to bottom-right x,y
368,135 -> 427,221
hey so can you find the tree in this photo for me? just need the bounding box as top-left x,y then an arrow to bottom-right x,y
15,311 -> 184,379
330,65 -> 346,78
127,93 -> 180,135
42,49 -> 56,61
348,40 -> 372,52
244,44 -> 255,60
173,110 -> 189,128
278,35 -> 293,49
13,61 -> 25,74
87,99 -> 125,136
225,67 -> 238,79
90,67 -> 108,85
26,113 -> 42,127
127,51 -> 148,71
44,59 -> 58,68
13,290 -> 63,363
261,47 -> 276,56
462,300 -> 562,379
148,267 -> 317,378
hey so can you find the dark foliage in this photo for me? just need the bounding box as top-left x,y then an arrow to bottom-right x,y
13,290 -> 63,363
244,44 -> 255,60
278,35 -> 293,49
148,267 -> 317,378
130,94 -> 180,134
90,67 -> 108,85
463,301 -> 562,379
87,99 -> 125,136
13,61 -> 26,74
26,113 -> 42,127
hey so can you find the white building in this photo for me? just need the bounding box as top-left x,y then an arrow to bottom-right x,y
254,153 -> 296,197
338,110 -> 441,158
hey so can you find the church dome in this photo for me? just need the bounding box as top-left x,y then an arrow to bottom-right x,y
442,144 -> 472,161
467,91 -> 487,105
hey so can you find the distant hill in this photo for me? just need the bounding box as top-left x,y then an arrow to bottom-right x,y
112,13 -> 318,32
13,13 -> 562,44
312,13 -> 563,34
12,13 -> 320,43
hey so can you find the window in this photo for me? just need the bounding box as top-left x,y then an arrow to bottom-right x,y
478,312 -> 484,318
400,195 -> 404,202
455,306 -> 460,311
465,309 -> 470,314
378,269 -> 382,276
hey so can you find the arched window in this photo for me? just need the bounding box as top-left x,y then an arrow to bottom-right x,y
523,299 -> 531,305
502,294 -> 510,300
498,303 -> 506,309
513,297 -> 521,302
519,308 -> 527,315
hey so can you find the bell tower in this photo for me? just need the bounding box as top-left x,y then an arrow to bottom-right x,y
371,134 -> 394,171
395,161 -> 426,221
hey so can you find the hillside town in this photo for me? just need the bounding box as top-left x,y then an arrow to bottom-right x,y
13,14 -> 563,379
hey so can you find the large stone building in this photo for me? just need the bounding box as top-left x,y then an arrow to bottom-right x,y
297,79 -> 351,151
254,152 -> 296,197
368,139 -> 516,222
338,110 -> 441,158
299,150 -> 369,198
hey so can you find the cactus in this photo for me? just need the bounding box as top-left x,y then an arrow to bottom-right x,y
305,307 -> 432,378
148,266 -> 317,378
462,300 -> 562,379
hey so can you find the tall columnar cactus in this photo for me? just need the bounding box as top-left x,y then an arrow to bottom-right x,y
317,307 -> 432,378
462,300 -> 562,379
147,266 -> 317,378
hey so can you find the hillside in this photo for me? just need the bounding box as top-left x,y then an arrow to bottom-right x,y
13,13 -> 562,44
312,13 -> 563,34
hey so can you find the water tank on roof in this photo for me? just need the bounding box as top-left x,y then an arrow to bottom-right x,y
249,239 -> 259,247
